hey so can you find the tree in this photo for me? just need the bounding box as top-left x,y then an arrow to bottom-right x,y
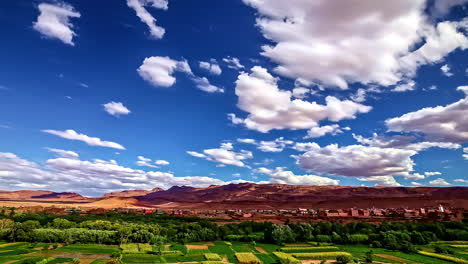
364,250 -> 373,263
151,235 -> 166,255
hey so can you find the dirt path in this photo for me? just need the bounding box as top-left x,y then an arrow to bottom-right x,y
376,253 -> 408,262
1,261 -> 18,264
255,247 -> 267,253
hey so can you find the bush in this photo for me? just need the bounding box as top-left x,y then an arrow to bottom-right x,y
336,254 -> 353,264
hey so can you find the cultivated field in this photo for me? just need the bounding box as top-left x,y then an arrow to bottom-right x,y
0,240 -> 467,264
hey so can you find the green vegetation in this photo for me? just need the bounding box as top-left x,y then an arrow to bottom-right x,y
290,251 -> 352,260
280,246 -> 338,252
418,251 -> 468,264
235,252 -> 261,264
205,253 -> 222,261
272,252 -> 301,264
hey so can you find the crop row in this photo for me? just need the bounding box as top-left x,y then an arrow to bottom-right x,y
273,251 -> 301,264
235,252 -> 261,264
417,251 -> 468,264
289,252 -> 352,260
281,246 -> 338,252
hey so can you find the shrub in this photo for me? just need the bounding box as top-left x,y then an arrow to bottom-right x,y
235,252 -> 262,264
417,251 -> 468,264
273,252 -> 301,264
36,258 -> 55,264
336,254 -> 353,264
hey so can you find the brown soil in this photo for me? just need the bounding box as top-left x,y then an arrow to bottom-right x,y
255,247 -> 267,253
2,261 -> 18,264
204,242 -> 215,246
301,260 -> 334,264
186,244 -> 208,250
376,253 -> 408,262
79,259 -> 96,264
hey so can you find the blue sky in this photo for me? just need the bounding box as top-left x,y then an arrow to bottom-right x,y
0,0 -> 467,196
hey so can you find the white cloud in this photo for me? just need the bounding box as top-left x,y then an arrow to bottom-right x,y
187,143 -> 253,167
33,2 -> 80,46
352,133 -> 461,151
136,156 -> 158,168
441,64 -> 454,76
155,160 -> 169,165
237,137 -> 293,152
42,129 -> 125,150
137,56 -> 190,87
223,56 -> 244,70
292,142 -> 320,152
227,113 -> 244,125
428,177 -> 451,186
386,89 -> 468,143
411,181 -> 422,186
256,167 -> 339,186
358,176 -> 402,187
191,76 -> 224,93
464,147 -> 468,160
454,178 -> 468,184
292,87 -> 311,99
351,88 -> 367,103
305,124 -> 343,139
199,59 -> 222,75
45,147 -> 79,159
298,143 -> 417,178
232,173 -> 241,177
392,80 -> 416,92
127,0 -> 168,39
0,152 -> 255,196
103,102 -> 131,116
233,66 -> 371,133
137,56 -> 222,93
243,0 -> 467,89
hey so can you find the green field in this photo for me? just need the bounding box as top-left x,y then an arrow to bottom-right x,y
1,240 -> 467,264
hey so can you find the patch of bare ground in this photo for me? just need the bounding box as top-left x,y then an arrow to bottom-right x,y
255,247 -> 267,253
301,260 -> 334,264
204,242 -> 215,246
376,254 -> 408,262
186,244 -> 208,250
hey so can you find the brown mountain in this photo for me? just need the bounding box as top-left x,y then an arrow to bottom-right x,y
103,188 -> 164,198
0,190 -> 54,200
138,183 -> 468,209
31,192 -> 88,201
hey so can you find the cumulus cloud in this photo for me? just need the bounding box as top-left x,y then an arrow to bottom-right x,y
199,59 -> 222,75
454,178 -> 468,184
103,102 -> 131,116
305,125 -> 344,139
428,177 -> 451,186
137,56 -> 223,93
137,56 -> 190,87
0,152 -> 238,196
352,133 -> 461,151
464,147 -> 468,160
386,88 -> 468,143
42,129 -> 125,150
298,143 -> 417,178
243,0 -> 467,89
237,137 -> 293,152
232,66 -> 371,133
187,143 -> 253,167
441,64 -> 454,76
358,176 -> 402,187
392,80 -> 416,92
256,167 -> 339,186
33,2 -> 80,45
127,0 -> 168,39
223,56 -> 244,70
45,147 -> 79,159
